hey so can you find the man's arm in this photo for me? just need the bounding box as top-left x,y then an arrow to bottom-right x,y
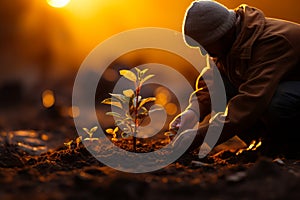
204,35 -> 298,146
169,57 -> 215,132
173,35 -> 298,151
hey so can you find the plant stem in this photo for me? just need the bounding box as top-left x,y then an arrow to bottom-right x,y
133,126 -> 137,152
133,84 -> 140,153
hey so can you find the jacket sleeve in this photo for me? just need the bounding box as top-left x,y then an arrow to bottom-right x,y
187,69 -> 211,121
209,36 -> 298,145
186,56 -> 218,121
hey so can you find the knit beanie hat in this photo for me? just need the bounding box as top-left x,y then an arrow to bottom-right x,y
183,0 -> 236,47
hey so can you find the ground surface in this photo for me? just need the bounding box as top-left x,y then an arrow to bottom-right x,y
1,129 -> 300,200
0,85 -> 300,200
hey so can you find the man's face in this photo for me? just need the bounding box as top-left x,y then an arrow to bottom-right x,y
200,35 -> 231,58
193,26 -> 236,58
202,42 -> 224,58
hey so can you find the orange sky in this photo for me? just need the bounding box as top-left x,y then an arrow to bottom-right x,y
63,0 -> 300,57
1,0 -> 300,85
64,0 -> 300,47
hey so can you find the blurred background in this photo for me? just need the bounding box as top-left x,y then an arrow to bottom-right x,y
0,0 -> 299,132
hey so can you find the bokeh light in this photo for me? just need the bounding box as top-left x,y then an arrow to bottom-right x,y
155,87 -> 171,106
42,90 -> 55,108
154,86 -> 178,115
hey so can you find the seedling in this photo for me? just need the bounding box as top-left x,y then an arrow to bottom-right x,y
164,130 -> 176,143
83,126 -> 99,141
64,140 -> 73,150
102,67 -> 156,152
64,135 -> 83,150
75,136 -> 82,148
106,127 -> 119,142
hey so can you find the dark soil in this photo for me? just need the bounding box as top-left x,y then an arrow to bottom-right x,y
0,83 -> 299,200
1,130 -> 300,200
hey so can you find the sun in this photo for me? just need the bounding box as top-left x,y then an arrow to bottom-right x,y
47,0 -> 71,8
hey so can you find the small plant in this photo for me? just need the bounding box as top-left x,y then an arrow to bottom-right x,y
75,136 -> 82,148
64,136 -> 83,150
164,130 -> 176,143
101,67 -> 156,152
83,126 -> 99,141
105,127 -> 119,142
64,140 -> 73,150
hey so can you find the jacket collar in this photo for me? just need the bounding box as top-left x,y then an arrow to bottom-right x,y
230,5 -> 266,59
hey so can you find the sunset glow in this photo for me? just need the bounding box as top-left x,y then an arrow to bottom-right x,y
47,0 -> 70,8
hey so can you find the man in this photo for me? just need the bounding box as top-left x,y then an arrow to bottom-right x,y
170,0 -> 300,156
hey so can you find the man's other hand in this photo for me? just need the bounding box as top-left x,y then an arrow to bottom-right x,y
169,109 -> 198,133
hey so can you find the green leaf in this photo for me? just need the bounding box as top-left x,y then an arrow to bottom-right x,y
76,136 -> 82,144
110,101 -> 123,109
82,128 -> 90,134
107,127 -> 118,139
101,98 -> 123,109
138,97 -> 156,109
64,140 -> 73,147
84,138 -> 99,141
141,74 -> 155,84
106,112 -> 122,118
109,93 -> 128,103
140,106 -> 148,112
149,107 -> 164,113
90,126 -> 98,133
141,68 -> 149,76
138,106 -> 148,116
113,126 -> 119,133
105,128 -> 114,134
82,128 -> 93,138
123,89 -> 135,97
120,70 -> 137,82
135,67 -> 143,81
101,98 -> 112,104
134,67 -> 141,74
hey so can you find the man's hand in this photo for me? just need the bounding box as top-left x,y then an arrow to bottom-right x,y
171,124 -> 208,153
169,109 -> 199,133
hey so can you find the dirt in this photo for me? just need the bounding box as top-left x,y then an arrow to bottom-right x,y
1,130 -> 300,200
0,82 -> 300,200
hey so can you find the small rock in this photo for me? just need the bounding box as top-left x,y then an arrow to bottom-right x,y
293,160 -> 300,165
288,169 -> 299,177
273,158 -> 285,165
2,130 -> 48,156
226,171 -> 247,182
191,160 -> 214,167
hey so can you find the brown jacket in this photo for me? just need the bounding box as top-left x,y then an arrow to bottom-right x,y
188,5 -> 300,144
